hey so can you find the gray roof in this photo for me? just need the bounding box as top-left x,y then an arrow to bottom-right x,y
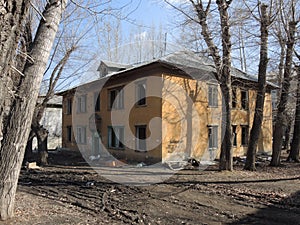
97,60 -> 132,71
58,51 -> 277,95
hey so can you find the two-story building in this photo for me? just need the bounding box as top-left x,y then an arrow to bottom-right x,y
57,51 -> 275,165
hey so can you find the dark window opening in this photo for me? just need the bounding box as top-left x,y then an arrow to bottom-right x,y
67,126 -> 72,142
94,92 -> 100,111
232,88 -> 237,108
136,125 -> 147,151
241,90 -> 248,110
136,82 -> 146,106
232,125 -> 237,147
108,127 -> 124,149
241,126 -> 249,146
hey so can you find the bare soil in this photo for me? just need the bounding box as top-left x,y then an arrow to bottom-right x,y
1,152 -> 300,225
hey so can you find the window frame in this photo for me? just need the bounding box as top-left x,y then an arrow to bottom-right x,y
76,126 -> 86,144
108,86 -> 124,110
94,92 -> 100,112
107,126 -> 125,149
76,95 -> 87,113
208,84 -> 218,107
136,80 -> 147,106
232,125 -> 237,147
232,88 -> 237,109
66,98 -> 72,115
241,125 -> 249,146
135,125 -> 147,151
208,125 -> 218,149
66,126 -> 72,142
241,90 -> 249,110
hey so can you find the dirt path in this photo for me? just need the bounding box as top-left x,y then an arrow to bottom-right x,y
1,162 -> 300,225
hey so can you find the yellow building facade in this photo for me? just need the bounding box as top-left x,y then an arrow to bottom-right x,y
58,53 -> 274,164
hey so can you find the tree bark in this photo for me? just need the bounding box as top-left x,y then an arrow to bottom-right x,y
271,21 -> 297,166
244,4 -> 269,171
288,65 -> 300,162
190,0 -> 233,170
0,0 -> 67,220
36,126 -> 49,166
217,0 -> 233,171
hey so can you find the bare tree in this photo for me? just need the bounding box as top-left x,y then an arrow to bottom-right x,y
0,0 -> 67,220
288,52 -> 300,162
271,0 -> 299,166
244,3 -> 274,171
165,0 -> 234,170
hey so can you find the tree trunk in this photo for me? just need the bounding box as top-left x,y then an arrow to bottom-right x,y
271,21 -> 297,166
244,4 -> 269,171
217,0 -> 233,171
23,132 -> 34,165
288,65 -> 300,162
37,126 -> 49,166
0,0 -> 67,220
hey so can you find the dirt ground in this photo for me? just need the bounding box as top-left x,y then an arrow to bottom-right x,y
1,152 -> 300,225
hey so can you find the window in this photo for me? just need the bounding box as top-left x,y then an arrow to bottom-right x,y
76,126 -> 86,144
241,90 -> 248,110
66,98 -> 72,114
136,125 -> 147,151
232,88 -> 237,108
241,125 -> 249,146
109,87 -> 124,110
208,84 -> 218,107
94,92 -> 100,111
108,126 -> 124,149
67,126 -> 72,142
136,81 -> 146,106
232,125 -> 237,147
77,95 -> 86,113
208,126 -> 218,149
